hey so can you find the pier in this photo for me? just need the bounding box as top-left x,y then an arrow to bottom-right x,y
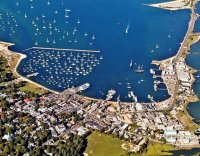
23,47 -> 101,53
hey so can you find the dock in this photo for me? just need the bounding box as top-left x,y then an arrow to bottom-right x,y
23,47 -> 101,53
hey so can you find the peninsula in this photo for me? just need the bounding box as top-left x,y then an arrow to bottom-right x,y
144,0 -> 193,11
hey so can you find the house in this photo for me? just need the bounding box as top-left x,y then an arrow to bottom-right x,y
2,133 -> 13,141
55,124 -> 66,134
136,103 -> 143,111
164,129 -> 177,136
86,121 -> 105,131
76,126 -> 88,136
24,98 -> 31,104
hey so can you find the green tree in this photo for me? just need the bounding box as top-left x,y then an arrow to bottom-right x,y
3,145 -> 10,154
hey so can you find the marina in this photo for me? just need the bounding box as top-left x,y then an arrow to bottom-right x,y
0,0 -> 192,102
18,48 -> 102,91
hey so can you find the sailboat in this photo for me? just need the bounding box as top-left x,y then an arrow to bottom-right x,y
130,59 -> 133,67
156,44 -> 160,49
92,35 -> 95,40
134,65 -> 145,73
46,38 -> 49,43
77,18 -> 80,24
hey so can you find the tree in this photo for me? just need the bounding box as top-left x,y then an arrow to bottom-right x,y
3,145 -> 10,154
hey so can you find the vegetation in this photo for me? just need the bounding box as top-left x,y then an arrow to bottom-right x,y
0,57 -> 15,83
0,57 -> 86,155
142,142 -> 178,156
188,34 -> 200,46
19,82 -> 50,95
84,131 -> 128,156
176,108 -> 199,131
46,134 -> 87,156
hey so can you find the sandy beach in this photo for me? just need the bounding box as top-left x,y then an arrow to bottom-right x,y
143,0 -> 192,11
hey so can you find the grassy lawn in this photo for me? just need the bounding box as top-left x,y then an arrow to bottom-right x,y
188,35 -> 200,46
84,131 -> 128,156
19,82 -> 49,95
176,109 -> 199,131
142,142 -> 178,156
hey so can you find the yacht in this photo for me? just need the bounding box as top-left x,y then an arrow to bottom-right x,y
77,83 -> 90,92
46,38 -> 49,43
134,65 -> 145,73
92,35 -> 95,40
156,44 -> 160,49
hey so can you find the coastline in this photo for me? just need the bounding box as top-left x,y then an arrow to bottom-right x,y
0,41 -> 59,94
143,0 -> 192,11
0,0 -> 200,151
155,0 -> 200,130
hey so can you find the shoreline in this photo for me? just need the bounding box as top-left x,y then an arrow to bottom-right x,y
0,0 -> 200,151
143,0 -> 192,11
0,41 -> 60,94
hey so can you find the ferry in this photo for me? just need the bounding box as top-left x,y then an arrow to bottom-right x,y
134,65 -> 145,73
128,91 -> 138,102
77,83 -> 90,92
26,72 -> 39,78
106,89 -> 116,100
147,94 -> 154,101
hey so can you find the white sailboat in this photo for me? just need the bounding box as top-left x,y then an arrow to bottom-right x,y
130,59 -> 133,67
92,35 -> 95,40
77,18 -> 80,24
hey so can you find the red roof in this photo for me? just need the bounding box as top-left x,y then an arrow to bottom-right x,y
23,98 -> 31,103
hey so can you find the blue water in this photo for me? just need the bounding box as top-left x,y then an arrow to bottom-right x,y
186,41 -> 200,124
0,0 -> 191,102
171,148 -> 200,156
185,3 -> 200,124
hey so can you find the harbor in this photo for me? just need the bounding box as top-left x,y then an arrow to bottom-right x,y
0,0 -> 191,102
1,0 -> 200,154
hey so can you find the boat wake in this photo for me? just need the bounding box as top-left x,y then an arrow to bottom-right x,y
125,23 -> 130,34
